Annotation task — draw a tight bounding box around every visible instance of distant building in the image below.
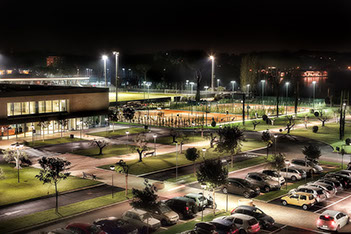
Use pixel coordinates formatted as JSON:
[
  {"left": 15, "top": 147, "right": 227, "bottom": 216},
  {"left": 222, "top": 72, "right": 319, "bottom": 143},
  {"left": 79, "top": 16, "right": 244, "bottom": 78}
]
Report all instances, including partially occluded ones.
[
  {"left": 301, "top": 70, "right": 328, "bottom": 86},
  {"left": 46, "top": 56, "right": 63, "bottom": 67}
]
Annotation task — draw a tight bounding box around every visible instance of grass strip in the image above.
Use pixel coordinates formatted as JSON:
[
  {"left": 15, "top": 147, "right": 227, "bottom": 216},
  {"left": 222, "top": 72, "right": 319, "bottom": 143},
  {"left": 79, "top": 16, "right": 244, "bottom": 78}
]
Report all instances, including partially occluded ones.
[
  {"left": 73, "top": 144, "right": 131, "bottom": 158},
  {"left": 0, "top": 190, "right": 131, "bottom": 233},
  {"left": 87, "top": 127, "right": 146, "bottom": 137},
  {"left": 24, "top": 137, "right": 85, "bottom": 147}
]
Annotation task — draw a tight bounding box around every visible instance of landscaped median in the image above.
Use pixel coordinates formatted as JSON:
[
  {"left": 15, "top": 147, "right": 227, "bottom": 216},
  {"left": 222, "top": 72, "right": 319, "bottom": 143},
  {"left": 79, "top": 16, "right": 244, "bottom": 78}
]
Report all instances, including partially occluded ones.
[
  {"left": 159, "top": 211, "right": 230, "bottom": 234},
  {"left": 0, "top": 163, "right": 101, "bottom": 206},
  {"left": 73, "top": 144, "right": 131, "bottom": 158},
  {"left": 0, "top": 190, "right": 132, "bottom": 234},
  {"left": 24, "top": 137, "right": 85, "bottom": 148},
  {"left": 98, "top": 138, "right": 266, "bottom": 175},
  {"left": 87, "top": 127, "right": 147, "bottom": 138},
  {"left": 255, "top": 160, "right": 346, "bottom": 202}
]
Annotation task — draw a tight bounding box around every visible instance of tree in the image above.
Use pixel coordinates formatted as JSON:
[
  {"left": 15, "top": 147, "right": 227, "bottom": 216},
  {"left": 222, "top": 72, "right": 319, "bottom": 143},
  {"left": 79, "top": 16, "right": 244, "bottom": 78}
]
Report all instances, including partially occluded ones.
[
  {"left": 312, "top": 126, "right": 319, "bottom": 133},
  {"left": 302, "top": 144, "right": 321, "bottom": 162},
  {"left": 178, "top": 132, "right": 189, "bottom": 154},
  {"left": 123, "top": 106, "right": 135, "bottom": 122},
  {"left": 2, "top": 148, "right": 29, "bottom": 169},
  {"left": 252, "top": 120, "right": 260, "bottom": 130},
  {"left": 267, "top": 153, "right": 286, "bottom": 187},
  {"left": 211, "top": 119, "right": 216, "bottom": 128},
  {"left": 315, "top": 111, "right": 329, "bottom": 127},
  {"left": 108, "top": 109, "right": 119, "bottom": 132},
  {"left": 58, "top": 118, "right": 68, "bottom": 138},
  {"left": 115, "top": 159, "right": 130, "bottom": 196},
  {"left": 216, "top": 126, "right": 245, "bottom": 168},
  {"left": 261, "top": 130, "right": 273, "bottom": 159},
  {"left": 206, "top": 132, "right": 217, "bottom": 148},
  {"left": 131, "top": 133, "right": 149, "bottom": 162},
  {"left": 35, "top": 157, "right": 71, "bottom": 213},
  {"left": 285, "top": 116, "right": 295, "bottom": 134},
  {"left": 38, "top": 120, "right": 50, "bottom": 141},
  {"left": 185, "top": 147, "right": 200, "bottom": 176},
  {"left": 196, "top": 158, "right": 228, "bottom": 215},
  {"left": 90, "top": 139, "right": 109, "bottom": 155},
  {"left": 130, "top": 179, "right": 158, "bottom": 211},
  {"left": 170, "top": 128, "right": 178, "bottom": 143}
]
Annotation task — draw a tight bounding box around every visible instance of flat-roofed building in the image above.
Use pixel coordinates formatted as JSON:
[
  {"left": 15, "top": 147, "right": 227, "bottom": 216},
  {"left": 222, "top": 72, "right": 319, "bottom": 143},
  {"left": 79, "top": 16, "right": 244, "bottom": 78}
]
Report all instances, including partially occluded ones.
[{"left": 0, "top": 84, "right": 109, "bottom": 139}]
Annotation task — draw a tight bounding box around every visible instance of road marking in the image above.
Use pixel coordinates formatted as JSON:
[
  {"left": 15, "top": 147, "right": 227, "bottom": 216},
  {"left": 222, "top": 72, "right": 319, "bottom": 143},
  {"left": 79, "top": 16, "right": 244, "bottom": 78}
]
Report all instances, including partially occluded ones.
[
  {"left": 0, "top": 210, "right": 23, "bottom": 217},
  {"left": 167, "top": 185, "right": 186, "bottom": 192},
  {"left": 269, "top": 224, "right": 287, "bottom": 233},
  {"left": 314, "top": 193, "right": 351, "bottom": 213}
]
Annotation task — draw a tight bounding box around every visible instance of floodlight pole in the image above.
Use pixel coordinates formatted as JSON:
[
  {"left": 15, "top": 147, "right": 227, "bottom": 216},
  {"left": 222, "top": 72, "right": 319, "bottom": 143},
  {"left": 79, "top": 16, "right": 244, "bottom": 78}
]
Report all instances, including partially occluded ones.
[{"left": 113, "top": 51, "right": 119, "bottom": 106}]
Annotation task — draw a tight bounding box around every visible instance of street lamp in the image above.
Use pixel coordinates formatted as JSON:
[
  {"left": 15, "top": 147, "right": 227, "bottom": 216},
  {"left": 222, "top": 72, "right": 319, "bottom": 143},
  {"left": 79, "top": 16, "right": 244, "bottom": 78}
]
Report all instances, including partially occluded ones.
[
  {"left": 209, "top": 56, "right": 215, "bottom": 92},
  {"left": 217, "top": 79, "right": 220, "bottom": 91},
  {"left": 126, "top": 131, "right": 130, "bottom": 141},
  {"left": 284, "top": 160, "right": 290, "bottom": 190},
  {"left": 285, "top": 82, "right": 290, "bottom": 115},
  {"left": 113, "top": 51, "right": 119, "bottom": 105},
  {"left": 102, "top": 55, "right": 108, "bottom": 87},
  {"left": 261, "top": 80, "right": 265, "bottom": 107},
  {"left": 202, "top": 148, "right": 207, "bottom": 159},
  {"left": 189, "top": 82, "right": 195, "bottom": 96},
  {"left": 246, "top": 84, "right": 250, "bottom": 97},
  {"left": 175, "top": 141, "right": 179, "bottom": 181},
  {"left": 274, "top": 134, "right": 278, "bottom": 155},
  {"left": 312, "top": 81, "right": 316, "bottom": 108},
  {"left": 105, "top": 117, "right": 109, "bottom": 134},
  {"left": 31, "top": 124, "right": 35, "bottom": 145},
  {"left": 204, "top": 86, "right": 209, "bottom": 92},
  {"left": 153, "top": 134, "right": 157, "bottom": 156},
  {"left": 11, "top": 142, "right": 23, "bottom": 183},
  {"left": 231, "top": 80, "right": 236, "bottom": 92},
  {"left": 110, "top": 165, "right": 115, "bottom": 198}
]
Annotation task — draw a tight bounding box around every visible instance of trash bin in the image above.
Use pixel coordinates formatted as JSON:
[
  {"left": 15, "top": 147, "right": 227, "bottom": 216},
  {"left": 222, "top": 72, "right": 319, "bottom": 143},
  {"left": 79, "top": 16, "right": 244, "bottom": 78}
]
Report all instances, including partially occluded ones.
[
  {"left": 70, "top": 134, "right": 74, "bottom": 138},
  {"left": 144, "top": 125, "right": 148, "bottom": 130}
]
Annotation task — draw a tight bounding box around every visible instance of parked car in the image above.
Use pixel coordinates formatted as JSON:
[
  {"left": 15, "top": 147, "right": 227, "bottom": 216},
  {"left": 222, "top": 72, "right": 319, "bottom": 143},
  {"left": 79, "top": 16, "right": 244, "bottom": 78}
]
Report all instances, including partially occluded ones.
[
  {"left": 335, "top": 170, "right": 351, "bottom": 177},
  {"left": 164, "top": 196, "right": 198, "bottom": 219},
  {"left": 231, "top": 205, "right": 275, "bottom": 229},
  {"left": 325, "top": 173, "right": 351, "bottom": 188},
  {"left": 294, "top": 167, "right": 307, "bottom": 178},
  {"left": 280, "top": 167, "right": 303, "bottom": 181},
  {"left": 65, "top": 223, "right": 106, "bottom": 234},
  {"left": 93, "top": 217, "right": 138, "bottom": 234},
  {"left": 184, "top": 193, "right": 217, "bottom": 210},
  {"left": 47, "top": 229, "right": 75, "bottom": 234},
  {"left": 261, "top": 170, "right": 285, "bottom": 185},
  {"left": 121, "top": 209, "right": 161, "bottom": 232},
  {"left": 210, "top": 219, "right": 240, "bottom": 234},
  {"left": 290, "top": 185, "right": 327, "bottom": 203},
  {"left": 194, "top": 222, "right": 218, "bottom": 234},
  {"left": 245, "top": 172, "right": 281, "bottom": 192},
  {"left": 144, "top": 203, "right": 179, "bottom": 226},
  {"left": 221, "top": 178, "right": 260, "bottom": 198},
  {"left": 281, "top": 192, "right": 316, "bottom": 210},
  {"left": 317, "top": 210, "right": 349, "bottom": 232},
  {"left": 308, "top": 182, "right": 336, "bottom": 198},
  {"left": 216, "top": 214, "right": 260, "bottom": 233},
  {"left": 317, "top": 178, "right": 343, "bottom": 193},
  {"left": 290, "top": 159, "right": 323, "bottom": 174}
]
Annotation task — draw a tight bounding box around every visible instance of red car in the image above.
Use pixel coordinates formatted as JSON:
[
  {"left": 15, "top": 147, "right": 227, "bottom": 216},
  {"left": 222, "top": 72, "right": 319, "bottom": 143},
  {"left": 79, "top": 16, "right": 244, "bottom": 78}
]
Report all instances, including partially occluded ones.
[{"left": 65, "top": 223, "right": 106, "bottom": 234}]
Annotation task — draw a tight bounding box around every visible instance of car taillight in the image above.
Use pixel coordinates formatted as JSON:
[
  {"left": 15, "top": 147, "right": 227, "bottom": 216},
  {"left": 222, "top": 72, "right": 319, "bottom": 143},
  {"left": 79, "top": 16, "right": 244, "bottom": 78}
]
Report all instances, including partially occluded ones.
[
  {"left": 185, "top": 206, "right": 189, "bottom": 211},
  {"left": 231, "top": 208, "right": 236, "bottom": 214},
  {"left": 317, "top": 219, "right": 322, "bottom": 225},
  {"left": 230, "top": 230, "right": 238, "bottom": 234},
  {"left": 299, "top": 173, "right": 302, "bottom": 176}
]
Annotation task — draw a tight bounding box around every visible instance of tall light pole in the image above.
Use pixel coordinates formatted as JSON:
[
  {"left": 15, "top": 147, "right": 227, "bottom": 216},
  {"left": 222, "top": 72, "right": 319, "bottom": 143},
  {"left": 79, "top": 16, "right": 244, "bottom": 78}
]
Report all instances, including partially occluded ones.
[
  {"left": 11, "top": 142, "right": 23, "bottom": 183},
  {"left": 204, "top": 86, "right": 209, "bottom": 92},
  {"left": 175, "top": 141, "right": 178, "bottom": 181},
  {"left": 153, "top": 134, "right": 157, "bottom": 156},
  {"left": 231, "top": 81, "right": 236, "bottom": 92},
  {"left": 217, "top": 79, "right": 220, "bottom": 90},
  {"left": 261, "top": 80, "right": 265, "bottom": 108},
  {"left": 102, "top": 55, "right": 108, "bottom": 87},
  {"left": 274, "top": 134, "right": 278, "bottom": 155},
  {"left": 285, "top": 82, "right": 290, "bottom": 115},
  {"left": 126, "top": 131, "right": 129, "bottom": 141},
  {"left": 209, "top": 56, "right": 215, "bottom": 92},
  {"left": 113, "top": 51, "right": 119, "bottom": 105},
  {"left": 202, "top": 148, "right": 206, "bottom": 159},
  {"left": 110, "top": 165, "right": 115, "bottom": 198},
  {"left": 312, "top": 81, "right": 316, "bottom": 109},
  {"left": 246, "top": 84, "right": 250, "bottom": 97}
]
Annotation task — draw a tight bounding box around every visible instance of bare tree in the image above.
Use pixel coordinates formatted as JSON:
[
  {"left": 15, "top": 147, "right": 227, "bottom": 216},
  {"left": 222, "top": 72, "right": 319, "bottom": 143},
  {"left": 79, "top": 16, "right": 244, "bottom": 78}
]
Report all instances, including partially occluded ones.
[{"left": 90, "top": 139, "right": 109, "bottom": 155}]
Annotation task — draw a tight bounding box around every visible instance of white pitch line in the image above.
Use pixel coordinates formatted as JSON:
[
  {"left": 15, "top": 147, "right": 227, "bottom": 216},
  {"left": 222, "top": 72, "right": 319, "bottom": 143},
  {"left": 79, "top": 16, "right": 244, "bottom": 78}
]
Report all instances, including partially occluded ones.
[{"left": 314, "top": 193, "right": 351, "bottom": 213}]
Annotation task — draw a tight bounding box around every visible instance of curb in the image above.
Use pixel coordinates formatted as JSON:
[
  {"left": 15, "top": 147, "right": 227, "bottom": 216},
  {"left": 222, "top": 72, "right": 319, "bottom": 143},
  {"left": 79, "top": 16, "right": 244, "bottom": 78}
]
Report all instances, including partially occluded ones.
[
  {"left": 0, "top": 182, "right": 104, "bottom": 209},
  {"left": 10, "top": 199, "right": 131, "bottom": 234}
]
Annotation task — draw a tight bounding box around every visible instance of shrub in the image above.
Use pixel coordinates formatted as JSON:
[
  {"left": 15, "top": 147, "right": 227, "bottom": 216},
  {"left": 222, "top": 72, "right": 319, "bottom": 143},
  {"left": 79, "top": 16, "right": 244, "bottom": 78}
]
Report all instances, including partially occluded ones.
[
  {"left": 312, "top": 126, "right": 319, "bottom": 133},
  {"left": 346, "top": 138, "right": 351, "bottom": 145}
]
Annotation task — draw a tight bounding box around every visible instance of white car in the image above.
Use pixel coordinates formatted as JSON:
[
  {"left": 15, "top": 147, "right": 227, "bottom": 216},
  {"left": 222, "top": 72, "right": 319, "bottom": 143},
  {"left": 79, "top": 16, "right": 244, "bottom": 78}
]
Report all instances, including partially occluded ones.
[
  {"left": 317, "top": 210, "right": 349, "bottom": 232},
  {"left": 122, "top": 209, "right": 161, "bottom": 232},
  {"left": 280, "top": 167, "right": 303, "bottom": 181},
  {"left": 290, "top": 159, "right": 323, "bottom": 173},
  {"left": 214, "top": 213, "right": 260, "bottom": 233},
  {"left": 308, "top": 182, "right": 336, "bottom": 198},
  {"left": 290, "top": 185, "right": 327, "bottom": 203},
  {"left": 262, "top": 170, "right": 285, "bottom": 185}
]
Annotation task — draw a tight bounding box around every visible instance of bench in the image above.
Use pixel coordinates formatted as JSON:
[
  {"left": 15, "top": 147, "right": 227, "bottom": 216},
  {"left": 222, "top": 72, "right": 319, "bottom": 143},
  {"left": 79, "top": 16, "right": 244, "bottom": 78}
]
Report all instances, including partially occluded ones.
[
  {"left": 143, "top": 151, "right": 155, "bottom": 158},
  {"left": 82, "top": 172, "right": 97, "bottom": 180}
]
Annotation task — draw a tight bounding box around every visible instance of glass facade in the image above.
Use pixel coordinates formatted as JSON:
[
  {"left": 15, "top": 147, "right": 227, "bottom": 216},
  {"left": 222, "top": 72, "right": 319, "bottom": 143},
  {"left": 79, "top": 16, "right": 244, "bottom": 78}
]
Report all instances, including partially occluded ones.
[{"left": 7, "top": 99, "right": 68, "bottom": 116}]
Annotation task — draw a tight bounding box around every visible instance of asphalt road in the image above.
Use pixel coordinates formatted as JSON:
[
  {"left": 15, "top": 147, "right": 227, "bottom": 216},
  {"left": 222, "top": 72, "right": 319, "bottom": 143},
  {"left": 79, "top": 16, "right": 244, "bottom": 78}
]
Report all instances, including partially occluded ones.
[{"left": 0, "top": 184, "right": 121, "bottom": 221}]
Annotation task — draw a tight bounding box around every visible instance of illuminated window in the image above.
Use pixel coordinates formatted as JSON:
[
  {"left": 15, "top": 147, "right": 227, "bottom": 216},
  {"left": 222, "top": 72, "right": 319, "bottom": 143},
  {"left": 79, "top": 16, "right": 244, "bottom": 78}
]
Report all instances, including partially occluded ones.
[
  {"left": 38, "top": 101, "right": 45, "bottom": 113},
  {"left": 13, "top": 103, "right": 21, "bottom": 115},
  {"left": 7, "top": 103, "right": 13, "bottom": 116},
  {"left": 29, "top": 101, "right": 36, "bottom": 114},
  {"left": 22, "top": 102, "right": 30, "bottom": 115},
  {"left": 45, "top": 100, "right": 52, "bottom": 113},
  {"left": 53, "top": 100, "right": 60, "bottom": 112},
  {"left": 60, "top": 100, "right": 67, "bottom": 111}
]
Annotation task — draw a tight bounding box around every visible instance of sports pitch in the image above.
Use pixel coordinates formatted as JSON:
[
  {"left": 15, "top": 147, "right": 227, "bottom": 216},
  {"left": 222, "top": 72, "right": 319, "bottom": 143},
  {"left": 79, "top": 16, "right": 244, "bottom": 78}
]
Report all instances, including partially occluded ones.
[{"left": 109, "top": 92, "right": 183, "bottom": 102}]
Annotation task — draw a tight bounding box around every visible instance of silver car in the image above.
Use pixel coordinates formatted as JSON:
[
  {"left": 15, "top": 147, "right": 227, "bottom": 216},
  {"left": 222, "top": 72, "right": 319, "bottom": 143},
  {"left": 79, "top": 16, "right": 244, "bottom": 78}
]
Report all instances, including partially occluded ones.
[
  {"left": 262, "top": 170, "right": 285, "bottom": 185},
  {"left": 122, "top": 209, "right": 161, "bottom": 231},
  {"left": 280, "top": 167, "right": 303, "bottom": 181},
  {"left": 290, "top": 185, "right": 327, "bottom": 203},
  {"left": 308, "top": 182, "right": 336, "bottom": 198},
  {"left": 290, "top": 159, "right": 323, "bottom": 174}
]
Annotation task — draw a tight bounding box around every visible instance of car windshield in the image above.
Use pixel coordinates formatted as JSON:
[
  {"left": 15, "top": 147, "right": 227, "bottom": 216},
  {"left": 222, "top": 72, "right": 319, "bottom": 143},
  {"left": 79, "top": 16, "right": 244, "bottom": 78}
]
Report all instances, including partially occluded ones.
[
  {"left": 238, "top": 179, "right": 251, "bottom": 187},
  {"left": 316, "top": 190, "right": 324, "bottom": 195},
  {"left": 320, "top": 215, "right": 334, "bottom": 221},
  {"left": 159, "top": 205, "right": 171, "bottom": 213},
  {"left": 260, "top": 174, "right": 269, "bottom": 180},
  {"left": 248, "top": 218, "right": 258, "bottom": 225},
  {"left": 142, "top": 213, "right": 152, "bottom": 220}
]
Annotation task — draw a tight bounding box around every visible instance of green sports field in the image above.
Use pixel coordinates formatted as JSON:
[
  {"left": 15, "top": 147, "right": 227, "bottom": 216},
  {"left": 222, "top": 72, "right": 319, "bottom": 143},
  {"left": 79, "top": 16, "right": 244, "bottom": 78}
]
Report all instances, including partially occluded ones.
[{"left": 109, "top": 92, "right": 183, "bottom": 102}]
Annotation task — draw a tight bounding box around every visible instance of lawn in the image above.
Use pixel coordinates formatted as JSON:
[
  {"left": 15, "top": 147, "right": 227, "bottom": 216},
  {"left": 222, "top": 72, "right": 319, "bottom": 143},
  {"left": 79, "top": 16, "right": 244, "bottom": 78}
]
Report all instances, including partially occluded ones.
[
  {"left": 87, "top": 127, "right": 147, "bottom": 138},
  {"left": 159, "top": 211, "right": 230, "bottom": 234},
  {"left": 24, "top": 137, "right": 85, "bottom": 147},
  {"left": 0, "top": 190, "right": 131, "bottom": 234},
  {"left": 150, "top": 135, "right": 206, "bottom": 145},
  {"left": 99, "top": 138, "right": 266, "bottom": 175},
  {"left": 73, "top": 144, "right": 131, "bottom": 158},
  {"left": 109, "top": 92, "right": 182, "bottom": 102},
  {"left": 0, "top": 164, "right": 101, "bottom": 206},
  {"left": 290, "top": 123, "right": 351, "bottom": 153}
]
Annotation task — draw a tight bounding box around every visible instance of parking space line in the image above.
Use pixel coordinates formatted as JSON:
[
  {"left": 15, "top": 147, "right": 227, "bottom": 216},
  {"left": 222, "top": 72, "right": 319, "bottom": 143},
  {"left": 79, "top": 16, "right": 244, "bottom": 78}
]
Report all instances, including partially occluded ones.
[
  {"left": 314, "top": 194, "right": 351, "bottom": 213},
  {"left": 269, "top": 224, "right": 287, "bottom": 234}
]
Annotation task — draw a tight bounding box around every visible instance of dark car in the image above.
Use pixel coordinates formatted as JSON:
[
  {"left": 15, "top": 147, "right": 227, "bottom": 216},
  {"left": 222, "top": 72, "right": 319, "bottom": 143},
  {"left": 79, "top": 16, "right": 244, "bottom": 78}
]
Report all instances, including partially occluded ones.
[
  {"left": 164, "top": 197, "right": 198, "bottom": 219},
  {"left": 65, "top": 223, "right": 106, "bottom": 234},
  {"left": 93, "top": 217, "right": 138, "bottom": 234},
  {"left": 318, "top": 178, "right": 343, "bottom": 192},
  {"left": 245, "top": 172, "right": 281, "bottom": 192},
  {"left": 231, "top": 205, "right": 275, "bottom": 229},
  {"left": 325, "top": 173, "right": 351, "bottom": 188},
  {"left": 210, "top": 219, "right": 240, "bottom": 234},
  {"left": 194, "top": 222, "right": 218, "bottom": 234},
  {"left": 221, "top": 178, "right": 260, "bottom": 198}
]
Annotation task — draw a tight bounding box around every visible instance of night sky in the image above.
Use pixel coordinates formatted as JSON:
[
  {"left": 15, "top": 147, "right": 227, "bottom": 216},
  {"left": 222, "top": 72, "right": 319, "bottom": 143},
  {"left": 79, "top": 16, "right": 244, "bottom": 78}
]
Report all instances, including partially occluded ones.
[{"left": 1, "top": 1, "right": 350, "bottom": 55}]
